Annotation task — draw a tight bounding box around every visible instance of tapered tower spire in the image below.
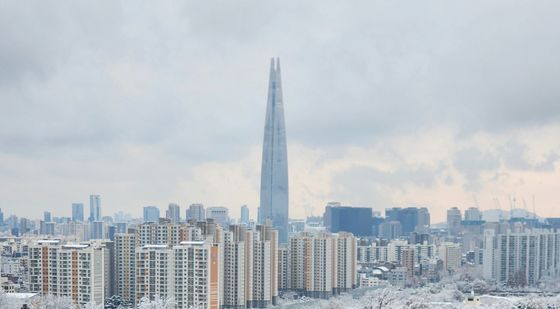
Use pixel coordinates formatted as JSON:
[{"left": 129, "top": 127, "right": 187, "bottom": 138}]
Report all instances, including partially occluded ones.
[{"left": 258, "top": 57, "right": 289, "bottom": 243}]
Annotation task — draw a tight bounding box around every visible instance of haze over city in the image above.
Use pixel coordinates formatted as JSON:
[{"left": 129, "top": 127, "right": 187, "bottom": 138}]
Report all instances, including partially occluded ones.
[{"left": 2, "top": 1, "right": 560, "bottom": 223}]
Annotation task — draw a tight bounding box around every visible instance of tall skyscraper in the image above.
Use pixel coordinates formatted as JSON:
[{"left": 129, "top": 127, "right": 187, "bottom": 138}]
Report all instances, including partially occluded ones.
[
  {"left": 166, "top": 203, "right": 181, "bottom": 223},
  {"left": 72, "top": 203, "right": 84, "bottom": 222},
  {"left": 43, "top": 211, "right": 51, "bottom": 222},
  {"left": 143, "top": 206, "right": 160, "bottom": 223},
  {"left": 89, "top": 194, "right": 101, "bottom": 222},
  {"left": 258, "top": 58, "right": 289, "bottom": 243},
  {"left": 447, "top": 207, "right": 462, "bottom": 236},
  {"left": 186, "top": 203, "right": 206, "bottom": 221},
  {"left": 240, "top": 205, "right": 250, "bottom": 224}
]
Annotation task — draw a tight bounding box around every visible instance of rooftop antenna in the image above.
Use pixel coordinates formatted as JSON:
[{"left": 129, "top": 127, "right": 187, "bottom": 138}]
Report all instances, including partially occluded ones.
[
  {"left": 522, "top": 198, "right": 529, "bottom": 218},
  {"left": 493, "top": 197, "right": 501, "bottom": 210},
  {"left": 532, "top": 195, "right": 537, "bottom": 220},
  {"left": 472, "top": 195, "right": 480, "bottom": 208},
  {"left": 494, "top": 197, "right": 503, "bottom": 220}
]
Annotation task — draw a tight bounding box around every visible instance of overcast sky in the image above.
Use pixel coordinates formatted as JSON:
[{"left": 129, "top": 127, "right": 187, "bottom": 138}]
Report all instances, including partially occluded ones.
[{"left": 1, "top": 1, "right": 559, "bottom": 222}]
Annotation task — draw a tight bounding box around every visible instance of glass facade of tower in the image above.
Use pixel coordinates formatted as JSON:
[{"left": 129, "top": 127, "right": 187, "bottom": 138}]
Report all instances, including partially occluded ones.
[{"left": 258, "top": 58, "right": 289, "bottom": 243}]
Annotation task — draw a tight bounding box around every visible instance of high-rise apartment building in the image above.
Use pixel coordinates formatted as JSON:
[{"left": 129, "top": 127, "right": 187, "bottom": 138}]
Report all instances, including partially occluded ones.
[
  {"left": 115, "top": 233, "right": 136, "bottom": 305},
  {"left": 258, "top": 58, "right": 289, "bottom": 244},
  {"left": 438, "top": 242, "right": 462, "bottom": 271},
  {"left": 288, "top": 231, "right": 357, "bottom": 299},
  {"left": 136, "top": 221, "right": 184, "bottom": 246},
  {"left": 245, "top": 222, "right": 279, "bottom": 307},
  {"left": 483, "top": 230, "right": 560, "bottom": 286},
  {"left": 277, "top": 245, "right": 290, "bottom": 291},
  {"left": 72, "top": 203, "right": 84, "bottom": 222},
  {"left": 222, "top": 225, "right": 246, "bottom": 308},
  {"left": 135, "top": 240, "right": 220, "bottom": 309},
  {"left": 135, "top": 244, "right": 172, "bottom": 303},
  {"left": 89, "top": 194, "right": 101, "bottom": 222},
  {"left": 401, "top": 248, "right": 415, "bottom": 278},
  {"left": 28, "top": 240, "right": 108, "bottom": 305}
]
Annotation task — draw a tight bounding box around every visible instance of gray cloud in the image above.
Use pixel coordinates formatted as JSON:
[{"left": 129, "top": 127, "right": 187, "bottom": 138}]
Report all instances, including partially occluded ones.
[
  {"left": 453, "top": 148, "right": 500, "bottom": 191},
  {"left": 1, "top": 1, "right": 560, "bottom": 217}
]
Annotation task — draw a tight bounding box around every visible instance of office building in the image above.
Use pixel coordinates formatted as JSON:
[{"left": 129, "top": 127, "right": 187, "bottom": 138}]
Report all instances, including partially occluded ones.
[
  {"left": 240, "top": 205, "right": 250, "bottom": 224},
  {"left": 323, "top": 203, "right": 373, "bottom": 237},
  {"left": 143, "top": 206, "right": 160, "bottom": 223},
  {"left": 385, "top": 207, "right": 430, "bottom": 234},
  {"left": 43, "top": 211, "right": 51, "bottom": 222},
  {"left": 72, "top": 203, "right": 84, "bottom": 222},
  {"left": 166, "top": 203, "right": 181, "bottom": 223},
  {"left": 464, "top": 207, "right": 482, "bottom": 221},
  {"left": 89, "top": 194, "right": 101, "bottom": 222},
  {"left": 206, "top": 207, "right": 230, "bottom": 227},
  {"left": 187, "top": 203, "right": 206, "bottom": 221},
  {"left": 447, "top": 207, "right": 462, "bottom": 236},
  {"left": 258, "top": 58, "right": 289, "bottom": 244},
  {"left": 91, "top": 221, "right": 105, "bottom": 239}
]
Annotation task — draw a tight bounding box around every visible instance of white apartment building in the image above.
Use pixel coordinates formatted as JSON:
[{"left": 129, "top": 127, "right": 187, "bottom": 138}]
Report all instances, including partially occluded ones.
[
  {"left": 288, "top": 231, "right": 357, "bottom": 299},
  {"left": 277, "top": 245, "right": 290, "bottom": 290},
  {"left": 136, "top": 222, "right": 183, "bottom": 246},
  {"left": 28, "top": 240, "right": 107, "bottom": 306},
  {"left": 222, "top": 227, "right": 246, "bottom": 308},
  {"left": 245, "top": 223, "right": 278, "bottom": 307},
  {"left": 134, "top": 240, "right": 221, "bottom": 309},
  {"left": 438, "top": 242, "right": 462, "bottom": 271},
  {"left": 135, "top": 244, "right": 172, "bottom": 303},
  {"left": 115, "top": 233, "right": 136, "bottom": 304},
  {"left": 483, "top": 229, "right": 560, "bottom": 286}
]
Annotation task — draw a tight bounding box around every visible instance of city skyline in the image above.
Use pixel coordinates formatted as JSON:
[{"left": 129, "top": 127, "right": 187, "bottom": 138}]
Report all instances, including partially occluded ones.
[{"left": 1, "top": 2, "right": 560, "bottom": 223}]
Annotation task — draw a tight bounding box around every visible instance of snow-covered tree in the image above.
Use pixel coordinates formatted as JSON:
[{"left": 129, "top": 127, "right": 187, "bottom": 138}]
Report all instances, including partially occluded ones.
[
  {"left": 137, "top": 296, "right": 175, "bottom": 309},
  {"left": 30, "top": 294, "right": 77, "bottom": 309},
  {"left": 361, "top": 288, "right": 399, "bottom": 309},
  {"left": 105, "top": 295, "right": 133, "bottom": 309},
  {"left": 82, "top": 300, "right": 103, "bottom": 309}
]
